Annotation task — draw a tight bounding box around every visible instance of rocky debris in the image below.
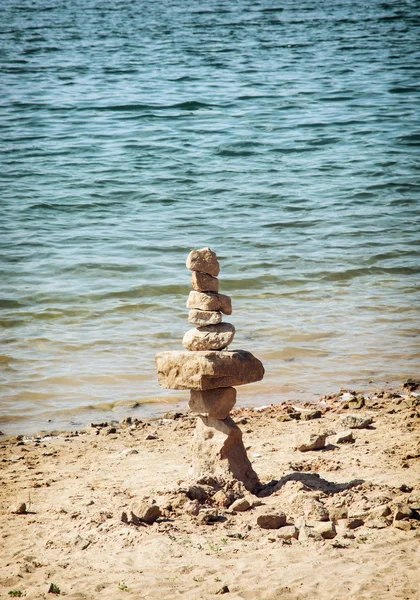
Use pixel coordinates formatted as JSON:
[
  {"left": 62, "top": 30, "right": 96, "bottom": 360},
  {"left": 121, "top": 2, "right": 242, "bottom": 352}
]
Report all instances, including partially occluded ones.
[
  {"left": 393, "top": 520, "right": 412, "bottom": 531},
  {"left": 340, "top": 414, "right": 373, "bottom": 429},
  {"left": 188, "top": 309, "right": 223, "bottom": 326},
  {"left": 8, "top": 502, "right": 27, "bottom": 514},
  {"left": 369, "top": 504, "right": 391, "bottom": 519},
  {"left": 295, "top": 433, "right": 326, "bottom": 452},
  {"left": 198, "top": 508, "right": 219, "bottom": 524},
  {"left": 187, "top": 291, "right": 232, "bottom": 315},
  {"left": 257, "top": 513, "right": 287, "bottom": 529},
  {"left": 191, "top": 271, "right": 219, "bottom": 293},
  {"left": 230, "top": 497, "right": 252, "bottom": 512},
  {"left": 129, "top": 500, "right": 161, "bottom": 525},
  {"left": 192, "top": 416, "right": 259, "bottom": 492},
  {"left": 329, "top": 506, "right": 348, "bottom": 521},
  {"left": 156, "top": 350, "right": 264, "bottom": 390},
  {"left": 215, "top": 585, "right": 230, "bottom": 595},
  {"left": 186, "top": 247, "right": 220, "bottom": 277},
  {"left": 300, "top": 410, "right": 322, "bottom": 421},
  {"left": 189, "top": 387, "right": 237, "bottom": 420},
  {"left": 115, "top": 448, "right": 139, "bottom": 457},
  {"left": 277, "top": 525, "right": 299, "bottom": 540},
  {"left": 346, "top": 518, "right": 365, "bottom": 529},
  {"left": 313, "top": 521, "right": 337, "bottom": 539},
  {"left": 393, "top": 503, "right": 413, "bottom": 521},
  {"left": 182, "top": 323, "right": 235, "bottom": 351},
  {"left": 333, "top": 430, "right": 355, "bottom": 444},
  {"left": 348, "top": 395, "right": 365, "bottom": 409},
  {"left": 304, "top": 499, "right": 329, "bottom": 522},
  {"left": 298, "top": 525, "right": 323, "bottom": 543}
]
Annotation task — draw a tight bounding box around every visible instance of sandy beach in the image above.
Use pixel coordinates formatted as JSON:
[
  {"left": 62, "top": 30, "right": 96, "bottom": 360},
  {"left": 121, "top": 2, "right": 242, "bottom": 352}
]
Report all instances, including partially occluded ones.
[{"left": 1, "top": 382, "right": 419, "bottom": 600}]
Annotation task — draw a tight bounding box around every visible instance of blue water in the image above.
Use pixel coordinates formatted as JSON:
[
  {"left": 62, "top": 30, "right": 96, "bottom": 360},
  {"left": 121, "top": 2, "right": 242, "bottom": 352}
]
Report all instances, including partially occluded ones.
[{"left": 1, "top": 0, "right": 420, "bottom": 434}]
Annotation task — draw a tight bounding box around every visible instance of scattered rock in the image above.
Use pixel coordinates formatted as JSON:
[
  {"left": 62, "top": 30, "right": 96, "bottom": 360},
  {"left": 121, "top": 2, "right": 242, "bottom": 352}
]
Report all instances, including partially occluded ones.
[
  {"left": 129, "top": 500, "right": 161, "bottom": 525},
  {"left": 145, "top": 433, "right": 158, "bottom": 440},
  {"left": 365, "top": 518, "right": 388, "bottom": 529},
  {"left": 277, "top": 414, "right": 292, "bottom": 422},
  {"left": 185, "top": 500, "right": 200, "bottom": 516},
  {"left": 329, "top": 506, "right": 348, "bottom": 521},
  {"left": 257, "top": 513, "right": 287, "bottom": 529},
  {"left": 348, "top": 395, "right": 365, "bottom": 409},
  {"left": 298, "top": 525, "right": 323, "bottom": 543},
  {"left": 295, "top": 434, "right": 326, "bottom": 452},
  {"left": 314, "top": 521, "right": 337, "bottom": 539},
  {"left": 369, "top": 504, "right": 391, "bottom": 519},
  {"left": 340, "top": 415, "right": 373, "bottom": 429},
  {"left": 277, "top": 525, "right": 299, "bottom": 540},
  {"left": 215, "top": 585, "right": 230, "bottom": 595},
  {"left": 333, "top": 430, "right": 355, "bottom": 444},
  {"left": 346, "top": 518, "right": 365, "bottom": 530},
  {"left": 300, "top": 410, "right": 322, "bottom": 421},
  {"left": 393, "top": 520, "right": 412, "bottom": 531},
  {"left": 304, "top": 500, "right": 329, "bottom": 522},
  {"left": 115, "top": 448, "right": 139, "bottom": 457},
  {"left": 394, "top": 503, "right": 413, "bottom": 521},
  {"left": 213, "top": 490, "right": 231, "bottom": 507},
  {"left": 198, "top": 508, "right": 219, "bottom": 524},
  {"left": 230, "top": 497, "right": 251, "bottom": 512},
  {"left": 8, "top": 502, "right": 27, "bottom": 514}
]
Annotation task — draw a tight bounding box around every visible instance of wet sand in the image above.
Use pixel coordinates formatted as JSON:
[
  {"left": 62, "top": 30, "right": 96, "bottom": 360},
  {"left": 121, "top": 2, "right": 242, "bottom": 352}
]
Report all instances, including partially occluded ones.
[{"left": 1, "top": 382, "right": 420, "bottom": 600}]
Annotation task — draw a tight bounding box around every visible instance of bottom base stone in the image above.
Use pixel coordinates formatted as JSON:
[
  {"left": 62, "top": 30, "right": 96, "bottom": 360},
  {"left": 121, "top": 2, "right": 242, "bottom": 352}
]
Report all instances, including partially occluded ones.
[{"left": 191, "top": 415, "right": 259, "bottom": 492}]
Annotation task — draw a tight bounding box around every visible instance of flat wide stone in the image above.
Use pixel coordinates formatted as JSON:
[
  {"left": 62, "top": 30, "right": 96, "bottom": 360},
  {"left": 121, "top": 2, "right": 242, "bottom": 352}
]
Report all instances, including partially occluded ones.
[
  {"left": 189, "top": 387, "right": 237, "bottom": 419},
  {"left": 186, "top": 290, "right": 232, "bottom": 315},
  {"left": 182, "top": 323, "right": 235, "bottom": 351},
  {"left": 186, "top": 248, "right": 220, "bottom": 277},
  {"left": 191, "top": 416, "right": 259, "bottom": 492},
  {"left": 188, "top": 309, "right": 222, "bottom": 326},
  {"left": 155, "top": 350, "right": 265, "bottom": 390},
  {"left": 191, "top": 271, "right": 219, "bottom": 293}
]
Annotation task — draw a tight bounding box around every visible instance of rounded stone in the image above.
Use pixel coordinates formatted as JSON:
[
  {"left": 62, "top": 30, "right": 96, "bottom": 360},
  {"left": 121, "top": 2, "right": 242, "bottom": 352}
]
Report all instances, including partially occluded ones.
[{"left": 182, "top": 323, "right": 235, "bottom": 351}]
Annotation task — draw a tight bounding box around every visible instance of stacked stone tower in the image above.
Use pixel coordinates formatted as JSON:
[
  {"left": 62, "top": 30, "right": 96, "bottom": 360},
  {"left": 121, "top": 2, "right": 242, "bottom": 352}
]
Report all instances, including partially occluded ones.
[{"left": 155, "top": 248, "right": 264, "bottom": 491}]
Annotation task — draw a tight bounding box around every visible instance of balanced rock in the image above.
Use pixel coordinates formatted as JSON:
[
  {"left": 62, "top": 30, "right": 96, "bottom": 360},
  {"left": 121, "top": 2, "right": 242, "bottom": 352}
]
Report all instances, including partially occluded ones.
[
  {"left": 156, "top": 350, "right": 265, "bottom": 390},
  {"left": 191, "top": 416, "right": 259, "bottom": 492},
  {"left": 191, "top": 271, "right": 219, "bottom": 293},
  {"left": 189, "top": 387, "right": 237, "bottom": 420},
  {"left": 183, "top": 323, "right": 235, "bottom": 351},
  {"left": 187, "top": 291, "right": 232, "bottom": 315},
  {"left": 186, "top": 248, "right": 220, "bottom": 277},
  {"left": 188, "top": 309, "right": 222, "bottom": 326}
]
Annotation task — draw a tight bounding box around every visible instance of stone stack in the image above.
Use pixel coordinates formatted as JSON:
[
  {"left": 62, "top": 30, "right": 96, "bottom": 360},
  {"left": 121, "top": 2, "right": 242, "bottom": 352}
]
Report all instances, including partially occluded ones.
[{"left": 155, "top": 248, "right": 264, "bottom": 492}]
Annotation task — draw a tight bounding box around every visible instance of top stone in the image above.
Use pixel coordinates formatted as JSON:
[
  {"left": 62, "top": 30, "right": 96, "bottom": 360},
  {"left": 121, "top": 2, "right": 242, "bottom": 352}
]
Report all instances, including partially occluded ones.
[{"left": 186, "top": 248, "right": 220, "bottom": 277}]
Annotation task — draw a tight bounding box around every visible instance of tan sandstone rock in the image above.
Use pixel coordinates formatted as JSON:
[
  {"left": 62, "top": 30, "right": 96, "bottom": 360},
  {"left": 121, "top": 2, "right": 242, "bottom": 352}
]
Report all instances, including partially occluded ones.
[
  {"left": 191, "top": 416, "right": 259, "bottom": 492},
  {"left": 187, "top": 290, "right": 232, "bottom": 315},
  {"left": 188, "top": 309, "right": 223, "bottom": 326},
  {"left": 191, "top": 271, "right": 219, "bottom": 293},
  {"left": 182, "top": 323, "right": 235, "bottom": 351},
  {"left": 186, "top": 248, "right": 220, "bottom": 277},
  {"left": 189, "top": 387, "right": 237, "bottom": 420},
  {"left": 155, "top": 350, "right": 265, "bottom": 390}
]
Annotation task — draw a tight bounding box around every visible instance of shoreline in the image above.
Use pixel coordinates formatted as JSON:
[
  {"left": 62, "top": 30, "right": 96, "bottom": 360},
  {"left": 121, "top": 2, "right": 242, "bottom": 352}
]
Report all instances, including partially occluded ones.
[
  {"left": 0, "top": 376, "right": 413, "bottom": 438},
  {"left": 1, "top": 381, "right": 419, "bottom": 599}
]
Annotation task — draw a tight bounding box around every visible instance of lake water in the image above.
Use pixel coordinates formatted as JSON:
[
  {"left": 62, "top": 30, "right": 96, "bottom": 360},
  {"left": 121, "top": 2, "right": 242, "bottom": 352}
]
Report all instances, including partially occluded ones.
[{"left": 1, "top": 0, "right": 420, "bottom": 435}]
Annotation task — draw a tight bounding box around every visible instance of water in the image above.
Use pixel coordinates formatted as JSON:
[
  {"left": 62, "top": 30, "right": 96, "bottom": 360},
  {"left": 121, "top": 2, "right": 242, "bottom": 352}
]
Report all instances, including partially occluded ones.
[{"left": 1, "top": 0, "right": 420, "bottom": 435}]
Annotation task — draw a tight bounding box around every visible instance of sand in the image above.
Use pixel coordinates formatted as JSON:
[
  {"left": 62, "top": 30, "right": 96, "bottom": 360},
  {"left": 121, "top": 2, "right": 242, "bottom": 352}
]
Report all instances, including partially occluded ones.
[{"left": 1, "top": 384, "right": 420, "bottom": 600}]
